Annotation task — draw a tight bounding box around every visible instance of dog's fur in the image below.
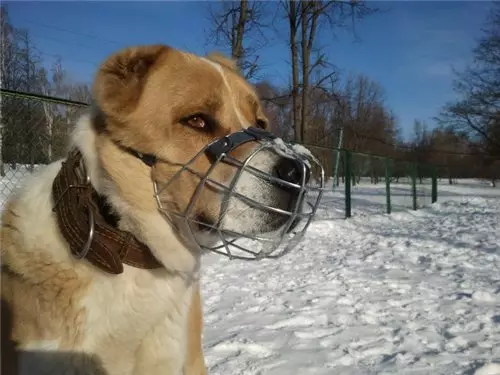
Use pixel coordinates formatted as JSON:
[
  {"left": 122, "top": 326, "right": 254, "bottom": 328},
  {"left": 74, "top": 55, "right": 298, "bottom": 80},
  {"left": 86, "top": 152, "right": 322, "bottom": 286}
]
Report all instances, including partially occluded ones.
[{"left": 0, "top": 45, "right": 297, "bottom": 375}]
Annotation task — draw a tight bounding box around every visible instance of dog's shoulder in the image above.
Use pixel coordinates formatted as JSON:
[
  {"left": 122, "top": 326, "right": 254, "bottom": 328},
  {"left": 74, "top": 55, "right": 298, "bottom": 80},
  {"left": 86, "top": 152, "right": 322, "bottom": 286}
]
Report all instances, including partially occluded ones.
[
  {"left": 0, "top": 160, "right": 86, "bottom": 262},
  {"left": 1, "top": 159, "right": 94, "bottom": 353},
  {"left": 1, "top": 160, "right": 71, "bottom": 267}
]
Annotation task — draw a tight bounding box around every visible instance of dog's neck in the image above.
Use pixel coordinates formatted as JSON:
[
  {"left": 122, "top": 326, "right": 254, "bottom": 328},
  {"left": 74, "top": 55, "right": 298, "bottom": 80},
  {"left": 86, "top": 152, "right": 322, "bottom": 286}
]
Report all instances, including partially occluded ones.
[
  {"left": 52, "top": 149, "right": 164, "bottom": 273},
  {"left": 64, "top": 113, "right": 200, "bottom": 279}
]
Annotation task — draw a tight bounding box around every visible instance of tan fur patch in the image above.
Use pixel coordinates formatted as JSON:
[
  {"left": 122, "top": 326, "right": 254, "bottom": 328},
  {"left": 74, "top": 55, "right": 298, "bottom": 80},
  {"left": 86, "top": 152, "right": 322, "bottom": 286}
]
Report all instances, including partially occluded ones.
[
  {"left": 93, "top": 44, "right": 170, "bottom": 120},
  {"left": 1, "top": 201, "right": 91, "bottom": 349},
  {"left": 184, "top": 282, "right": 207, "bottom": 375},
  {"left": 206, "top": 52, "right": 240, "bottom": 73}
]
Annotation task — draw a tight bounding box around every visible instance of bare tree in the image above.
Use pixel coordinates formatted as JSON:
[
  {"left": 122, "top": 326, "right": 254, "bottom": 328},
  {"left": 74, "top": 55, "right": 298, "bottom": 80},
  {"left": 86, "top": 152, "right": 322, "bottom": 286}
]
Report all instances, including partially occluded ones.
[
  {"left": 425, "top": 127, "right": 469, "bottom": 185},
  {"left": 0, "top": 5, "right": 22, "bottom": 91},
  {"left": 339, "top": 74, "right": 393, "bottom": 152},
  {"left": 38, "top": 58, "right": 68, "bottom": 162},
  {"left": 283, "top": 0, "right": 301, "bottom": 141},
  {"left": 300, "top": 1, "right": 318, "bottom": 143},
  {"left": 206, "top": 0, "right": 269, "bottom": 80},
  {"left": 0, "top": 5, "right": 15, "bottom": 176},
  {"left": 281, "top": 0, "right": 376, "bottom": 143},
  {"left": 13, "top": 28, "right": 41, "bottom": 170},
  {"left": 1, "top": 5, "right": 91, "bottom": 171},
  {"left": 438, "top": 2, "right": 500, "bottom": 158},
  {"left": 66, "top": 82, "right": 91, "bottom": 138}
]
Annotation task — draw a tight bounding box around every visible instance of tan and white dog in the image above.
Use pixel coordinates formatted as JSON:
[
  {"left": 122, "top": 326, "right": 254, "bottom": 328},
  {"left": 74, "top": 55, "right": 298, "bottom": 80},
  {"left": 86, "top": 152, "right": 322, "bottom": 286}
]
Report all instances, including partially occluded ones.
[{"left": 1, "top": 44, "right": 311, "bottom": 375}]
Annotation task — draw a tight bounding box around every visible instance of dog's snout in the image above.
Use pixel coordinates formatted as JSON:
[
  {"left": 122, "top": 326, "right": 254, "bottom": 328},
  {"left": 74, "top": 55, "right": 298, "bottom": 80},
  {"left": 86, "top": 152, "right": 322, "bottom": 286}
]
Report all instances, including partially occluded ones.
[{"left": 275, "top": 158, "right": 310, "bottom": 185}]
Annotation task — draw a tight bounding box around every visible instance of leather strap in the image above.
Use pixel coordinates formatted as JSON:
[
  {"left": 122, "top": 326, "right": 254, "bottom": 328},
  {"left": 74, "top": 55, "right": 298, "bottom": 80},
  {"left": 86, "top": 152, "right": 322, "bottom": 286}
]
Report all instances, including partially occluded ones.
[{"left": 52, "top": 149, "right": 162, "bottom": 274}]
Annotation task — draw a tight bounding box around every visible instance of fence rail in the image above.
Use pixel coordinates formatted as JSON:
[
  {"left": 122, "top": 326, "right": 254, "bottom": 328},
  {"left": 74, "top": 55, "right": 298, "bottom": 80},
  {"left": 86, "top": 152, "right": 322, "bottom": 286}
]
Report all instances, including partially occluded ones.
[{"left": 0, "top": 89, "right": 439, "bottom": 217}]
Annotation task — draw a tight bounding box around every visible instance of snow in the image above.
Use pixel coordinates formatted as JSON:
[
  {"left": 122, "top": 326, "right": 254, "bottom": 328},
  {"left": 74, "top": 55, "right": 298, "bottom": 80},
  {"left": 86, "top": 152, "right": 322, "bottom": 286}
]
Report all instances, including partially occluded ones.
[
  {"left": 272, "top": 138, "right": 317, "bottom": 168},
  {"left": 1, "top": 166, "right": 499, "bottom": 374},
  {"left": 199, "top": 180, "right": 500, "bottom": 375},
  {"left": 475, "top": 363, "right": 500, "bottom": 375}
]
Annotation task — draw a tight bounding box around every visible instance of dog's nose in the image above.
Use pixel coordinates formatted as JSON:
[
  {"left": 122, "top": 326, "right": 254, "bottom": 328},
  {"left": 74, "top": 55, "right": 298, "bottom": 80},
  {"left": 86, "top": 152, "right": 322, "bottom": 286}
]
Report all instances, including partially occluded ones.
[{"left": 275, "top": 158, "right": 310, "bottom": 185}]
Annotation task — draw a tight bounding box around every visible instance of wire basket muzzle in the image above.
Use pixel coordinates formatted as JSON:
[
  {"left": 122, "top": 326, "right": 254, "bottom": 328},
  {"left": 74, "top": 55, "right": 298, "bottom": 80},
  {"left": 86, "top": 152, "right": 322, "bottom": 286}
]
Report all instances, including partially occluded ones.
[{"left": 153, "top": 130, "right": 325, "bottom": 260}]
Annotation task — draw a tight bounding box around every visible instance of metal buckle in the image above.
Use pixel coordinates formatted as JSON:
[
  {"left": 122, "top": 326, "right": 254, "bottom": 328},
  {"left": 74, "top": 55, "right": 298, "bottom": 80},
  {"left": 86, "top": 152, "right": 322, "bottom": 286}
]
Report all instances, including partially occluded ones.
[{"left": 74, "top": 174, "right": 95, "bottom": 259}]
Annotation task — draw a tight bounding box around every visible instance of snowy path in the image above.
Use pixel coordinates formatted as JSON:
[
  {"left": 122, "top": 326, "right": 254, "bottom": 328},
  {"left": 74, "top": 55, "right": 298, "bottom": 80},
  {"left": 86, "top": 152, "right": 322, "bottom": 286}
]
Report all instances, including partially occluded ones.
[{"left": 200, "top": 185, "right": 500, "bottom": 374}]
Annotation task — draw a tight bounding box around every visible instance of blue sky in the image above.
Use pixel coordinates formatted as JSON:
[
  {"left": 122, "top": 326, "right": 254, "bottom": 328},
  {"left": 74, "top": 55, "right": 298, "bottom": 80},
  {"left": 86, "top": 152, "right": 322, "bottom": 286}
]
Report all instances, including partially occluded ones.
[{"left": 5, "top": 0, "right": 494, "bottom": 139}]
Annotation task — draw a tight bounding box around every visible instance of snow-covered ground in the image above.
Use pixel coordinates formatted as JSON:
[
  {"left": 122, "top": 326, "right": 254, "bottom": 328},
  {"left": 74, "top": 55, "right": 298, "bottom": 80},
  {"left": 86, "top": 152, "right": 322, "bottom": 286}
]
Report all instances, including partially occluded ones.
[
  {"left": 199, "top": 180, "right": 500, "bottom": 375},
  {"left": 1, "top": 166, "right": 499, "bottom": 374}
]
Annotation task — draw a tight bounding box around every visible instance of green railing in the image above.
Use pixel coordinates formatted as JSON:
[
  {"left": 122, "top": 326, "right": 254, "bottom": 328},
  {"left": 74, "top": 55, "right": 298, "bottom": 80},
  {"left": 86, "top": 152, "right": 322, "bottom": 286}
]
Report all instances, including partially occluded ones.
[
  {"left": 303, "top": 145, "right": 438, "bottom": 219},
  {"left": 344, "top": 150, "right": 437, "bottom": 218}
]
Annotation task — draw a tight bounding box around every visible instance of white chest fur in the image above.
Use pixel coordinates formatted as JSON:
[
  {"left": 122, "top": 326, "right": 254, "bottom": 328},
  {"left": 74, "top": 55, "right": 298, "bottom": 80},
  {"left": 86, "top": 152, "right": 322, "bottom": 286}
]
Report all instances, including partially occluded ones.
[{"left": 79, "top": 269, "right": 193, "bottom": 374}]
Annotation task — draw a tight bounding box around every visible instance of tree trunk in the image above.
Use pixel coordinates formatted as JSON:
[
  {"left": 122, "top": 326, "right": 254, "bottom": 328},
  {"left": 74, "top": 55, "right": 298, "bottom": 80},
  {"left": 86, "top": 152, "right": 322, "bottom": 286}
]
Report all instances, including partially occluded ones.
[
  {"left": 42, "top": 101, "right": 54, "bottom": 163},
  {"left": 300, "top": 2, "right": 309, "bottom": 144},
  {"left": 289, "top": 0, "right": 301, "bottom": 142},
  {"left": 300, "top": 1, "right": 319, "bottom": 144},
  {"left": 232, "top": 0, "right": 248, "bottom": 63}
]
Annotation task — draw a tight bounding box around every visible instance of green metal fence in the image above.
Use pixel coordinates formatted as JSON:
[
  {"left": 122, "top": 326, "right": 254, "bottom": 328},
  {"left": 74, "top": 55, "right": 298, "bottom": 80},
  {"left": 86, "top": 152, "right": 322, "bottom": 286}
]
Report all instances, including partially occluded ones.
[
  {"left": 0, "top": 89, "right": 438, "bottom": 219},
  {"left": 302, "top": 146, "right": 438, "bottom": 219}
]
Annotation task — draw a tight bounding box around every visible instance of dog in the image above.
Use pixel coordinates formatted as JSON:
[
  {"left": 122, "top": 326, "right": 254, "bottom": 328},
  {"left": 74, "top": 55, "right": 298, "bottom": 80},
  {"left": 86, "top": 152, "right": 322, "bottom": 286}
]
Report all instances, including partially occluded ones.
[{"left": 1, "top": 44, "right": 317, "bottom": 375}]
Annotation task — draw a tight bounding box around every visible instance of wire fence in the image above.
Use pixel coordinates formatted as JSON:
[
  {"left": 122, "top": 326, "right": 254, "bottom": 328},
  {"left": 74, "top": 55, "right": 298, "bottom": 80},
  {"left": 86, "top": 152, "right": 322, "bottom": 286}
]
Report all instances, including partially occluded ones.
[
  {"left": 0, "top": 89, "right": 88, "bottom": 209},
  {"left": 304, "top": 144, "right": 437, "bottom": 220},
  {"left": 344, "top": 153, "right": 435, "bottom": 217},
  {"left": 0, "top": 89, "right": 438, "bottom": 217}
]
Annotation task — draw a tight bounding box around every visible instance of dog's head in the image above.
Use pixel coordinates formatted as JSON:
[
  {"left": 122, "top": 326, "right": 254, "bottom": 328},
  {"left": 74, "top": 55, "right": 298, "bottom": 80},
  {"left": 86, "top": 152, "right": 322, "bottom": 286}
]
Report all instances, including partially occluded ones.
[{"left": 87, "top": 45, "right": 321, "bottom": 260}]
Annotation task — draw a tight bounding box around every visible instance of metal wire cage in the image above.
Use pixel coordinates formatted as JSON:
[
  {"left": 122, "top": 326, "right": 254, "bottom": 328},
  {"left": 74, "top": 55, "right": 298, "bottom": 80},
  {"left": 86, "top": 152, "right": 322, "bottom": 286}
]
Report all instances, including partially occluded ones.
[{"left": 152, "top": 128, "right": 325, "bottom": 260}]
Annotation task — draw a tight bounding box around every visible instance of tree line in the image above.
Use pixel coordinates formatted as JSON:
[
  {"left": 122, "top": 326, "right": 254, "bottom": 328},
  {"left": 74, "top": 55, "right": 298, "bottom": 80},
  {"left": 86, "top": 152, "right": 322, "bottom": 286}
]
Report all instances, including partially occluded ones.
[
  {"left": 0, "top": 5, "right": 90, "bottom": 176},
  {"left": 1, "top": 2, "right": 499, "bottom": 186},
  {"left": 208, "top": 0, "right": 500, "bottom": 186}
]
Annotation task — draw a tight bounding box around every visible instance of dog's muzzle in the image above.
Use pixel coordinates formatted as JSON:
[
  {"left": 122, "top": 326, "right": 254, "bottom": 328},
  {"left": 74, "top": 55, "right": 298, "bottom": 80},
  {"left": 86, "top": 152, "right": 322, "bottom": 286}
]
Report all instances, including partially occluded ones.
[{"left": 127, "top": 127, "right": 325, "bottom": 260}]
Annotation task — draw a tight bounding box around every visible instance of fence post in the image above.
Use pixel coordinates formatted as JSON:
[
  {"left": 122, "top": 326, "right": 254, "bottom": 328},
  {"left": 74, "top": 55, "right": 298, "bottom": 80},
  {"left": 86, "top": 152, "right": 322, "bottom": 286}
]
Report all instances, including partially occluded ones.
[
  {"left": 333, "top": 127, "right": 344, "bottom": 189},
  {"left": 431, "top": 165, "right": 438, "bottom": 203},
  {"left": 411, "top": 162, "right": 418, "bottom": 210},
  {"left": 344, "top": 149, "right": 352, "bottom": 218},
  {"left": 385, "top": 158, "right": 392, "bottom": 214}
]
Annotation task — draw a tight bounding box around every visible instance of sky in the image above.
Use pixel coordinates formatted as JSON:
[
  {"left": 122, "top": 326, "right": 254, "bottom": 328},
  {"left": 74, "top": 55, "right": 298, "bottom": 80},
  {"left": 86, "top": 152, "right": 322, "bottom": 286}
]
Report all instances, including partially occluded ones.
[{"left": 4, "top": 0, "right": 495, "bottom": 140}]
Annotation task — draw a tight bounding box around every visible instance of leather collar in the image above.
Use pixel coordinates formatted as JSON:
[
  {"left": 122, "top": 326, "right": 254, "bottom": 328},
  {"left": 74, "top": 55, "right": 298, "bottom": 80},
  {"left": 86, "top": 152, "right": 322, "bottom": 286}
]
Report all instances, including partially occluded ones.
[{"left": 51, "top": 149, "right": 162, "bottom": 274}]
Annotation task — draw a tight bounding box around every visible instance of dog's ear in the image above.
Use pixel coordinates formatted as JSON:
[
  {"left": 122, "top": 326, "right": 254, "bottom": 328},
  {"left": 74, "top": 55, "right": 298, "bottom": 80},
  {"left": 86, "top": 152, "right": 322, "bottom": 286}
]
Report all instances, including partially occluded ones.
[
  {"left": 93, "top": 44, "right": 169, "bottom": 119},
  {"left": 206, "top": 52, "right": 240, "bottom": 73}
]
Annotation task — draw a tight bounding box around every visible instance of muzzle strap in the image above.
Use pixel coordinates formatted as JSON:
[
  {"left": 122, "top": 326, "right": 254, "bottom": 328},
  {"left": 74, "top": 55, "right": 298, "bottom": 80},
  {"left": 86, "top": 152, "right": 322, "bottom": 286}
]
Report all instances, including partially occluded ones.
[
  {"left": 205, "top": 127, "right": 276, "bottom": 161},
  {"left": 116, "top": 127, "right": 275, "bottom": 168},
  {"left": 112, "top": 142, "right": 157, "bottom": 167}
]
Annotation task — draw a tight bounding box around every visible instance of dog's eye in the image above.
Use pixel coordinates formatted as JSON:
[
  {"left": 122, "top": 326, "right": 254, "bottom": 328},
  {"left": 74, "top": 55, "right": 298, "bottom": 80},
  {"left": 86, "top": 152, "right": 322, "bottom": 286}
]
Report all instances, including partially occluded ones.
[
  {"left": 185, "top": 115, "right": 206, "bottom": 129},
  {"left": 256, "top": 119, "right": 267, "bottom": 129},
  {"left": 181, "top": 113, "right": 218, "bottom": 132}
]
